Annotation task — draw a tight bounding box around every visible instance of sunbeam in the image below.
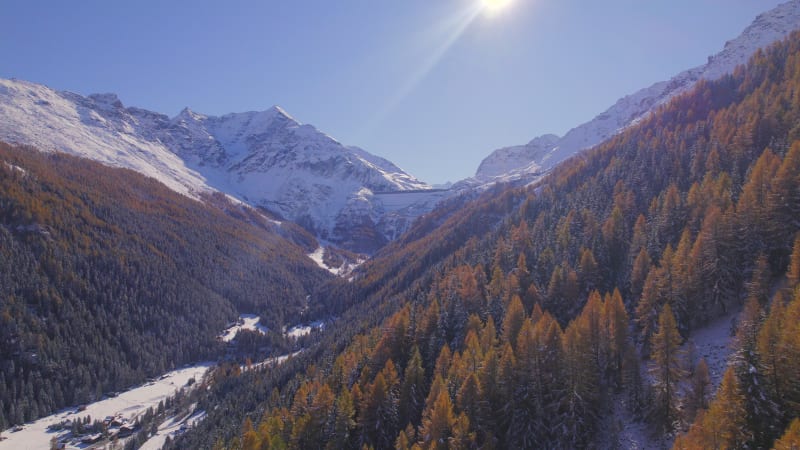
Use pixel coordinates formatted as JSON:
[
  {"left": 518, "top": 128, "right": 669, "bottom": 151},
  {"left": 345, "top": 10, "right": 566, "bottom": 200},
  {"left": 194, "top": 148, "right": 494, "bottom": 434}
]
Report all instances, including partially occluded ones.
[{"left": 364, "top": 3, "right": 484, "bottom": 134}]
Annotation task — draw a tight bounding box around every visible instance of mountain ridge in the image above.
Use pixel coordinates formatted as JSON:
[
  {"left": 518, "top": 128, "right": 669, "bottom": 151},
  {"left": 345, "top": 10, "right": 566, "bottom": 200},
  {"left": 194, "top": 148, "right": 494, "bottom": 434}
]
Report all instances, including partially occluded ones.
[
  {"left": 473, "top": 0, "right": 800, "bottom": 184},
  {"left": 0, "top": 78, "right": 432, "bottom": 253}
]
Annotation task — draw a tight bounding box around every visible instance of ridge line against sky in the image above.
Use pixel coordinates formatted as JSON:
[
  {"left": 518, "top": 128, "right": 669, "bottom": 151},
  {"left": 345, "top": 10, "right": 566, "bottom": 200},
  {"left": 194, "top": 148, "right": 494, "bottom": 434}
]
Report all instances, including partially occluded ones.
[{"left": 0, "top": 0, "right": 785, "bottom": 183}]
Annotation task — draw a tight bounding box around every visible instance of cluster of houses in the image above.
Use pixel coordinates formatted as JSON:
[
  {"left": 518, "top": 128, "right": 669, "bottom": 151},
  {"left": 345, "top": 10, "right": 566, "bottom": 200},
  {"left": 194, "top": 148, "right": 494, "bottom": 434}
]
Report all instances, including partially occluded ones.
[{"left": 51, "top": 413, "right": 139, "bottom": 449}]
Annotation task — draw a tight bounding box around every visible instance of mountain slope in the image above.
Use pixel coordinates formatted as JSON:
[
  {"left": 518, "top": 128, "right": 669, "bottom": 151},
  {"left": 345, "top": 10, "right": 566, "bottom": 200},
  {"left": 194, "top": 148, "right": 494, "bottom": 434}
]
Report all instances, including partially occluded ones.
[
  {"left": 0, "top": 142, "right": 331, "bottom": 426},
  {"left": 0, "top": 80, "right": 431, "bottom": 253},
  {"left": 474, "top": 0, "right": 800, "bottom": 183},
  {"left": 176, "top": 29, "right": 800, "bottom": 450}
]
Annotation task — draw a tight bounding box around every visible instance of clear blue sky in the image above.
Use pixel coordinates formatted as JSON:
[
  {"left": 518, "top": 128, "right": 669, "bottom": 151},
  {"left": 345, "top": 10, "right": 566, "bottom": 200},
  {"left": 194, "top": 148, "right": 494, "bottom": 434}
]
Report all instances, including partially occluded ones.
[{"left": 0, "top": 0, "right": 785, "bottom": 183}]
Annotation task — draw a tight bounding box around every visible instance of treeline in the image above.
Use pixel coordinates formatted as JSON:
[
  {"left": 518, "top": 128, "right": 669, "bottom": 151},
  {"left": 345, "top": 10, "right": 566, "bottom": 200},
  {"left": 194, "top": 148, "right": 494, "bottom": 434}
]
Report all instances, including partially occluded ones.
[
  {"left": 0, "top": 144, "right": 331, "bottom": 427},
  {"left": 235, "top": 285, "right": 636, "bottom": 449}
]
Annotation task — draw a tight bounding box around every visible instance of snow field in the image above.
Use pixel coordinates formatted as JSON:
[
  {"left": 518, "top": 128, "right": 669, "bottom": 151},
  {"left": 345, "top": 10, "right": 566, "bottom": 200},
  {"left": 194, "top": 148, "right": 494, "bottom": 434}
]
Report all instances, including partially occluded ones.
[{"left": 219, "top": 314, "right": 269, "bottom": 342}]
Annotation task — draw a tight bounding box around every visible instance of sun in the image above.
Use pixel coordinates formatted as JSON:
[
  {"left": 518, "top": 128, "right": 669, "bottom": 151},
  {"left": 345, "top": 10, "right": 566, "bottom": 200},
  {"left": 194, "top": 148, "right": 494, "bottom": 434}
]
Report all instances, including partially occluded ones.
[{"left": 481, "top": 0, "right": 514, "bottom": 13}]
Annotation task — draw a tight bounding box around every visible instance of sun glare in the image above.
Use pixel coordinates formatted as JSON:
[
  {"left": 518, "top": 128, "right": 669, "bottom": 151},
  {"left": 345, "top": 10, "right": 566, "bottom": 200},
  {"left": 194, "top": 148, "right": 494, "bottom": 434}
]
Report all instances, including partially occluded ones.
[{"left": 482, "top": 0, "right": 514, "bottom": 13}]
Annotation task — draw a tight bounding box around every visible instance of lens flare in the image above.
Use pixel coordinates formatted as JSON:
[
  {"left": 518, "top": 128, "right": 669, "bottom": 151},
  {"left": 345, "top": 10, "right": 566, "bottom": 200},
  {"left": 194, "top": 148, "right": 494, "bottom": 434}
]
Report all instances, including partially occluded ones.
[{"left": 482, "top": 0, "right": 513, "bottom": 12}]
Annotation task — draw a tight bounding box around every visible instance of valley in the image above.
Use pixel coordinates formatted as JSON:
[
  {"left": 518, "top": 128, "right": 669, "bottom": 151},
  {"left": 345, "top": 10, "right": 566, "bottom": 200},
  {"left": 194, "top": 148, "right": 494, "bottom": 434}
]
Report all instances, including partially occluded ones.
[
  {"left": 0, "top": 312, "right": 313, "bottom": 450},
  {"left": 0, "top": 363, "right": 211, "bottom": 450},
  {"left": 3, "top": 1, "right": 800, "bottom": 449}
]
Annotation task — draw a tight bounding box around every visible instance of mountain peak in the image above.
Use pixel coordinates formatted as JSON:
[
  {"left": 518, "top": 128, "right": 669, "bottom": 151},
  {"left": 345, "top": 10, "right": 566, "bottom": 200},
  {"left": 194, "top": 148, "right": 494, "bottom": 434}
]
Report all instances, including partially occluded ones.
[
  {"left": 475, "top": 133, "right": 561, "bottom": 181},
  {"left": 87, "top": 93, "right": 123, "bottom": 109},
  {"left": 175, "top": 106, "right": 207, "bottom": 122},
  {"left": 268, "top": 105, "right": 294, "bottom": 121}
]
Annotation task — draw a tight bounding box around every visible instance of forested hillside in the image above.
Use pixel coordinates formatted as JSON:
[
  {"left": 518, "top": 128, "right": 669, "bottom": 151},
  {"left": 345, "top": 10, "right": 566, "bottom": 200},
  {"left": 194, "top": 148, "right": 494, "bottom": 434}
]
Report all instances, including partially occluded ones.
[
  {"left": 0, "top": 144, "right": 331, "bottom": 428},
  {"left": 174, "top": 30, "right": 800, "bottom": 449}
]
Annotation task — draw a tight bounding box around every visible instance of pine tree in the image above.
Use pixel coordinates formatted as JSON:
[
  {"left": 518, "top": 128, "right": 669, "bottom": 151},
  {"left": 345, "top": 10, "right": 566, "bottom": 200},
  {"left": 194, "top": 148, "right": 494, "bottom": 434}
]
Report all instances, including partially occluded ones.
[
  {"left": 578, "top": 248, "right": 602, "bottom": 294},
  {"left": 477, "top": 347, "right": 502, "bottom": 444},
  {"left": 604, "top": 288, "right": 629, "bottom": 386},
  {"left": 630, "top": 247, "right": 652, "bottom": 302},
  {"left": 509, "top": 313, "right": 564, "bottom": 448},
  {"left": 685, "top": 358, "right": 710, "bottom": 423},
  {"left": 419, "top": 376, "right": 457, "bottom": 450},
  {"left": 478, "top": 316, "right": 497, "bottom": 354},
  {"left": 778, "top": 290, "right": 800, "bottom": 418},
  {"left": 767, "top": 142, "right": 800, "bottom": 263},
  {"left": 449, "top": 412, "right": 474, "bottom": 450},
  {"left": 746, "top": 254, "right": 772, "bottom": 306},
  {"left": 788, "top": 233, "right": 800, "bottom": 290},
  {"left": 241, "top": 417, "right": 261, "bottom": 450},
  {"left": 623, "top": 345, "right": 645, "bottom": 416},
  {"left": 773, "top": 418, "right": 800, "bottom": 450},
  {"left": 328, "top": 389, "right": 356, "bottom": 450},
  {"left": 502, "top": 295, "right": 525, "bottom": 349},
  {"left": 648, "top": 304, "right": 685, "bottom": 431},
  {"left": 581, "top": 291, "right": 605, "bottom": 373},
  {"left": 757, "top": 292, "right": 787, "bottom": 405},
  {"left": 359, "top": 363, "right": 400, "bottom": 449},
  {"left": 733, "top": 296, "right": 779, "bottom": 447},
  {"left": 636, "top": 246, "right": 676, "bottom": 353},
  {"left": 395, "top": 424, "right": 414, "bottom": 450},
  {"left": 562, "top": 315, "right": 599, "bottom": 447},
  {"left": 400, "top": 346, "right": 427, "bottom": 428},
  {"left": 736, "top": 148, "right": 781, "bottom": 256},
  {"left": 692, "top": 368, "right": 747, "bottom": 449}
]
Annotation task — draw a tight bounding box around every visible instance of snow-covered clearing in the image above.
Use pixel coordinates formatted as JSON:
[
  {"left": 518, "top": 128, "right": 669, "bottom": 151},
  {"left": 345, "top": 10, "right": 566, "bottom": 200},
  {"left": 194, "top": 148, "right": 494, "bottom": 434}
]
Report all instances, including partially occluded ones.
[
  {"left": 244, "top": 351, "right": 302, "bottom": 372},
  {"left": 308, "top": 247, "right": 338, "bottom": 275},
  {"left": 0, "top": 363, "right": 212, "bottom": 450},
  {"left": 307, "top": 246, "right": 365, "bottom": 277},
  {"left": 611, "top": 397, "right": 661, "bottom": 450},
  {"left": 138, "top": 408, "right": 207, "bottom": 450},
  {"left": 285, "top": 321, "right": 325, "bottom": 339},
  {"left": 219, "top": 314, "right": 268, "bottom": 342},
  {"left": 2, "top": 161, "right": 27, "bottom": 175},
  {"left": 684, "top": 308, "right": 739, "bottom": 390},
  {"left": 307, "top": 247, "right": 362, "bottom": 277},
  {"left": 610, "top": 308, "right": 740, "bottom": 449}
]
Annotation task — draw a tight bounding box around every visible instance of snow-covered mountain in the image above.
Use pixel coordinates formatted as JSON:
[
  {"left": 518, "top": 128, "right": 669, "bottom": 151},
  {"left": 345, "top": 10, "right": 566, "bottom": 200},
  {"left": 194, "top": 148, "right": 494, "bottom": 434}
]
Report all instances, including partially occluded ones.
[
  {"left": 0, "top": 78, "right": 432, "bottom": 253},
  {"left": 474, "top": 134, "right": 559, "bottom": 182},
  {"left": 474, "top": 0, "right": 800, "bottom": 184}
]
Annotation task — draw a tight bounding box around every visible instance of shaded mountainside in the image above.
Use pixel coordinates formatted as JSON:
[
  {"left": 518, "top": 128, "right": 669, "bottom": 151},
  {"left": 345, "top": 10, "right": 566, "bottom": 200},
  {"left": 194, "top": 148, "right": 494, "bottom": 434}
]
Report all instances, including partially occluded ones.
[
  {"left": 174, "top": 31, "right": 800, "bottom": 449},
  {"left": 473, "top": 0, "right": 800, "bottom": 185},
  {"left": 0, "top": 143, "right": 331, "bottom": 427},
  {"left": 0, "top": 80, "right": 433, "bottom": 253}
]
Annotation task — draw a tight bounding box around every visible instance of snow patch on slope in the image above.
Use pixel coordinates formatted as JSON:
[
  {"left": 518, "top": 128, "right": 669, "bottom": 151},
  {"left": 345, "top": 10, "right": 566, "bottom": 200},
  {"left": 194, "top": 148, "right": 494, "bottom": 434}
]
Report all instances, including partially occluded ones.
[
  {"left": 138, "top": 408, "right": 207, "bottom": 450},
  {"left": 285, "top": 321, "right": 325, "bottom": 339},
  {"left": 2, "top": 160, "right": 27, "bottom": 175},
  {"left": 218, "top": 314, "right": 269, "bottom": 342},
  {"left": 307, "top": 246, "right": 366, "bottom": 277},
  {"left": 0, "top": 79, "right": 209, "bottom": 197},
  {"left": 684, "top": 309, "right": 739, "bottom": 390}
]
